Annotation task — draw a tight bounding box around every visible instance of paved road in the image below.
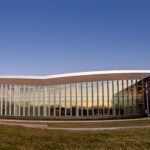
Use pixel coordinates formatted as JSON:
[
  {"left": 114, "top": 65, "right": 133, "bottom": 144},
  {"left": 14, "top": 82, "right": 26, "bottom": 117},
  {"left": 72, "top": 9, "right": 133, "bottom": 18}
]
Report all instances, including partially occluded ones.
[{"left": 0, "top": 121, "right": 150, "bottom": 131}]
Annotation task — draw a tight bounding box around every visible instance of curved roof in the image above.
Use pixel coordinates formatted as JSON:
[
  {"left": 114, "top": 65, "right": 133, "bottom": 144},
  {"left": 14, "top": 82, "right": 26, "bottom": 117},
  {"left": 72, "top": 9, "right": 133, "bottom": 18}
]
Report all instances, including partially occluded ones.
[{"left": 0, "top": 70, "right": 150, "bottom": 85}]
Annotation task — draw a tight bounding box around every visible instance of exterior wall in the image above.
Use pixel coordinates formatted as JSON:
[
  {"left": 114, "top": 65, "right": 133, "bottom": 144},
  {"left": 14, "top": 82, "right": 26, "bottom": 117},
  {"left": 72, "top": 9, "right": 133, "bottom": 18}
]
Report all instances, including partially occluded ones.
[{"left": 0, "top": 79, "right": 144, "bottom": 118}]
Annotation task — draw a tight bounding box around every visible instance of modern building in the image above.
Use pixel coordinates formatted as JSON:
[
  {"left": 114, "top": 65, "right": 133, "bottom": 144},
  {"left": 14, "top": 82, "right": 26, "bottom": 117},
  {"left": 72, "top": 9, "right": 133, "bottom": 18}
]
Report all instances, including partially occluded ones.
[{"left": 0, "top": 70, "right": 150, "bottom": 119}]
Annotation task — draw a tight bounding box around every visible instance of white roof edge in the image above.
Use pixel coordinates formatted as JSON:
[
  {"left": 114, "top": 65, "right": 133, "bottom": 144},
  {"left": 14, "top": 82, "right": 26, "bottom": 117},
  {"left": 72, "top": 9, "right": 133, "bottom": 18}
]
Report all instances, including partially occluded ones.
[{"left": 0, "top": 70, "right": 150, "bottom": 79}]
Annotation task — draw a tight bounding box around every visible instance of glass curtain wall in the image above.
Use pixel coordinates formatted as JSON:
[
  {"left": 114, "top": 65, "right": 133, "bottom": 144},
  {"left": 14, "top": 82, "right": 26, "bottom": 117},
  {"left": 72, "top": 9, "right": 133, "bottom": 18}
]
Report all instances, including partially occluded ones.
[{"left": 0, "top": 79, "right": 144, "bottom": 117}]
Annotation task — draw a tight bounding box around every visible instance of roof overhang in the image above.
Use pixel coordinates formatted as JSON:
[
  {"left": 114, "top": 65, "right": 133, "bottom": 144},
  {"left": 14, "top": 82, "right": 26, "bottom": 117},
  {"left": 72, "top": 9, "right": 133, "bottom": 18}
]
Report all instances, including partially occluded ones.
[{"left": 0, "top": 70, "right": 150, "bottom": 86}]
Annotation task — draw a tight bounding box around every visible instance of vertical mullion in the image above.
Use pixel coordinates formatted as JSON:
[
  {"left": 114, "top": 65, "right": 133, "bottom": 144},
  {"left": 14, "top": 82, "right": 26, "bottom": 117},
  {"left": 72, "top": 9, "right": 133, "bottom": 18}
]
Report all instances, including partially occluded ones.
[
  {"left": 76, "top": 83, "right": 78, "bottom": 117},
  {"left": 107, "top": 81, "right": 110, "bottom": 115},
  {"left": 0, "top": 85, "right": 3, "bottom": 115},
  {"left": 38, "top": 86, "right": 40, "bottom": 116},
  {"left": 33, "top": 86, "right": 35, "bottom": 117},
  {"left": 5, "top": 85, "right": 7, "bottom": 116},
  {"left": 97, "top": 82, "right": 99, "bottom": 116},
  {"left": 65, "top": 84, "right": 67, "bottom": 117},
  {"left": 18, "top": 85, "right": 20, "bottom": 116},
  {"left": 45, "top": 87, "right": 47, "bottom": 117},
  {"left": 136, "top": 80, "right": 138, "bottom": 114},
  {"left": 23, "top": 85, "right": 25, "bottom": 116},
  {"left": 112, "top": 81, "right": 115, "bottom": 116},
  {"left": 131, "top": 80, "right": 134, "bottom": 114},
  {"left": 127, "top": 80, "right": 129, "bottom": 108},
  {"left": 43, "top": 87, "right": 45, "bottom": 116},
  {"left": 112, "top": 80, "right": 116, "bottom": 116},
  {"left": 54, "top": 86, "right": 56, "bottom": 117},
  {"left": 0, "top": 85, "right": 1, "bottom": 116},
  {"left": 127, "top": 80, "right": 129, "bottom": 114},
  {"left": 91, "top": 82, "right": 94, "bottom": 116},
  {"left": 7, "top": 85, "right": 9, "bottom": 116},
  {"left": 48, "top": 87, "right": 51, "bottom": 117},
  {"left": 81, "top": 83, "right": 83, "bottom": 117},
  {"left": 102, "top": 81, "right": 104, "bottom": 115},
  {"left": 122, "top": 80, "right": 125, "bottom": 116},
  {"left": 31, "top": 86, "right": 34, "bottom": 116},
  {"left": 14, "top": 85, "right": 16, "bottom": 116},
  {"left": 59, "top": 85, "right": 61, "bottom": 117},
  {"left": 86, "top": 82, "right": 89, "bottom": 116},
  {"left": 43, "top": 87, "right": 44, "bottom": 116},
  {"left": 9, "top": 85, "right": 12, "bottom": 116},
  {"left": 16, "top": 85, "right": 18, "bottom": 116},
  {"left": 70, "top": 84, "right": 72, "bottom": 117},
  {"left": 117, "top": 81, "right": 120, "bottom": 116},
  {"left": 28, "top": 86, "right": 30, "bottom": 116}
]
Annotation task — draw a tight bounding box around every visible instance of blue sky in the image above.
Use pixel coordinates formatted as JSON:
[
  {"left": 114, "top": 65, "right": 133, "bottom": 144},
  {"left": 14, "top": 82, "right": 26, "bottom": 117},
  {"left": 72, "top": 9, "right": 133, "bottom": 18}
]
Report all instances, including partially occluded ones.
[{"left": 0, "top": 0, "right": 150, "bottom": 75}]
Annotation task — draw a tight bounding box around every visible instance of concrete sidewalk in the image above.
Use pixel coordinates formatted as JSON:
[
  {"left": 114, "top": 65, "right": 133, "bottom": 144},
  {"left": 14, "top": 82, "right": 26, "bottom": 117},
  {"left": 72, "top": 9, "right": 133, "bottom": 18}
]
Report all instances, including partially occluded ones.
[
  {"left": 0, "top": 121, "right": 150, "bottom": 131},
  {"left": 0, "top": 122, "right": 47, "bottom": 129},
  {"left": 47, "top": 125, "right": 150, "bottom": 131},
  {"left": 0, "top": 118, "right": 149, "bottom": 123}
]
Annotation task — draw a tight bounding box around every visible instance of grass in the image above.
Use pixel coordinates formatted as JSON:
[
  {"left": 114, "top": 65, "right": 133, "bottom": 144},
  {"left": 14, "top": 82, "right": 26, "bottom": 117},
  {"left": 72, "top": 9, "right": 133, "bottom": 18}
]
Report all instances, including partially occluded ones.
[{"left": 0, "top": 125, "right": 149, "bottom": 150}]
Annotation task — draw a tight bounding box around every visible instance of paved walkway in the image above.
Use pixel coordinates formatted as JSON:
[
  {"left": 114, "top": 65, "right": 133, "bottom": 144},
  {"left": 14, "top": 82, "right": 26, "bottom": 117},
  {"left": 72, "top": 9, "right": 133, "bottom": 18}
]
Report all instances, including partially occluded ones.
[
  {"left": 0, "top": 122, "right": 47, "bottom": 129},
  {"left": 47, "top": 125, "right": 150, "bottom": 131},
  {"left": 0, "top": 118, "right": 149, "bottom": 123},
  {"left": 0, "top": 121, "right": 150, "bottom": 131}
]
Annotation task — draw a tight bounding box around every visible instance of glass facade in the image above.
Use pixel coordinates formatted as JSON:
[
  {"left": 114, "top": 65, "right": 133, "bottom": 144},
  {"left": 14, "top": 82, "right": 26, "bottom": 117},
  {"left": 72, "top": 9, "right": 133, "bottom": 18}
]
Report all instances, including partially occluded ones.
[{"left": 0, "top": 79, "right": 144, "bottom": 118}]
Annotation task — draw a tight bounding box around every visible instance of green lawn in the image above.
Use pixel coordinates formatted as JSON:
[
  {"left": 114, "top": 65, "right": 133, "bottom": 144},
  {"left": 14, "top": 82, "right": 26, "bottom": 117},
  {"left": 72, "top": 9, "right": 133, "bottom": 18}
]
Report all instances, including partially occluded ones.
[{"left": 0, "top": 125, "right": 149, "bottom": 150}]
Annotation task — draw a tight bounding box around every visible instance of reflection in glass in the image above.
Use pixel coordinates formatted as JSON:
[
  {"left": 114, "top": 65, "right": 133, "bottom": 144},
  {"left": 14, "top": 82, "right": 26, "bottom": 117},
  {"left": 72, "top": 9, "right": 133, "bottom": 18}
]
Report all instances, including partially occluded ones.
[
  {"left": 77, "top": 83, "right": 81, "bottom": 116},
  {"left": 88, "top": 82, "right": 92, "bottom": 116},
  {"left": 82, "top": 83, "right": 87, "bottom": 116},
  {"left": 98, "top": 81, "right": 103, "bottom": 115},
  {"left": 93, "top": 82, "right": 98, "bottom": 116},
  {"left": 0, "top": 78, "right": 145, "bottom": 118}
]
